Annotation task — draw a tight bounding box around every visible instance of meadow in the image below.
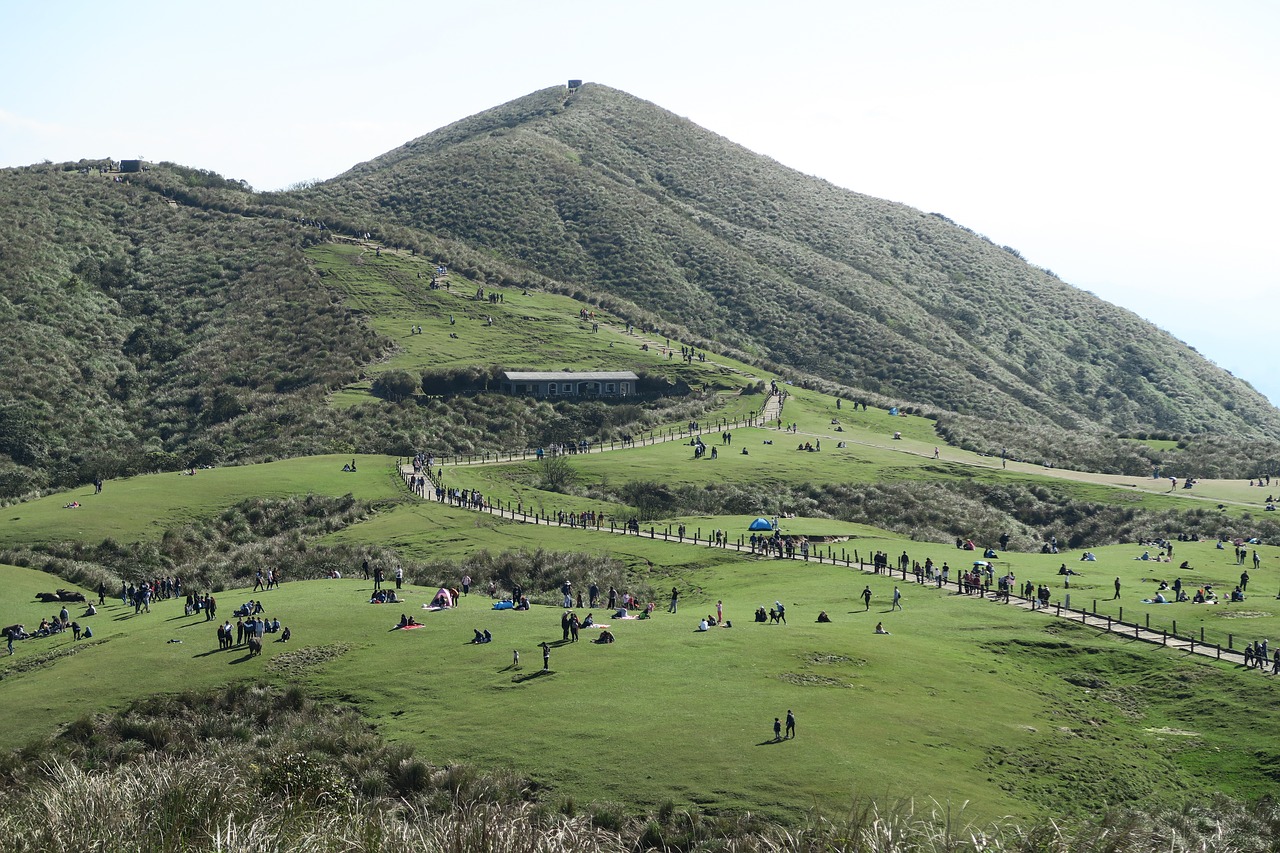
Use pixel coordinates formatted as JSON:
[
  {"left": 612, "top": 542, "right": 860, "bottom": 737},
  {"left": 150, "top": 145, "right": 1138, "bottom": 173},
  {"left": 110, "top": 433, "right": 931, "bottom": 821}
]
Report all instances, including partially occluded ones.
[
  {"left": 4, "top": 238, "right": 1280, "bottom": 842},
  {"left": 5, "top": 449, "right": 1280, "bottom": 825}
]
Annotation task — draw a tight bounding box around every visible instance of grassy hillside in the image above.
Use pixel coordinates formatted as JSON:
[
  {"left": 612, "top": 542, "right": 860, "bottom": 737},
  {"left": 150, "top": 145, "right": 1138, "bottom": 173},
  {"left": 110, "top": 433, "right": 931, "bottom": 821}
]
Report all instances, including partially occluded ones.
[
  {"left": 6, "top": 459, "right": 1280, "bottom": 826},
  {"left": 0, "top": 163, "right": 389, "bottom": 497},
  {"left": 307, "top": 83, "right": 1280, "bottom": 442}
]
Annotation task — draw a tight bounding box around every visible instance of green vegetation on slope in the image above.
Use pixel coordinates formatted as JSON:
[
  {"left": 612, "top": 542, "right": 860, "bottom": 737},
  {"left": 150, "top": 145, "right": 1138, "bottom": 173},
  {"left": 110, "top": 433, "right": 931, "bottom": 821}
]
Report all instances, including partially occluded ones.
[{"left": 307, "top": 83, "right": 1280, "bottom": 443}]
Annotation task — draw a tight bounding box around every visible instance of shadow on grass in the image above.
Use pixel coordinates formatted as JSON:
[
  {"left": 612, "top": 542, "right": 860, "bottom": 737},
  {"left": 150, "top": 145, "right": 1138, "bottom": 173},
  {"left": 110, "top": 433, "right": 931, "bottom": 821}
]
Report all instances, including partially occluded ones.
[
  {"left": 191, "top": 646, "right": 235, "bottom": 659},
  {"left": 512, "top": 670, "right": 552, "bottom": 682},
  {"left": 756, "top": 738, "right": 788, "bottom": 746}
]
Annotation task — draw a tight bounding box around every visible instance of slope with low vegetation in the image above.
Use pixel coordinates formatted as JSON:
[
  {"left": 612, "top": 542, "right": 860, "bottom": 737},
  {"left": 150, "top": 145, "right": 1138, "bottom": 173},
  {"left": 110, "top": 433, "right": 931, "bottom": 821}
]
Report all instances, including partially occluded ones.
[{"left": 307, "top": 83, "right": 1280, "bottom": 441}]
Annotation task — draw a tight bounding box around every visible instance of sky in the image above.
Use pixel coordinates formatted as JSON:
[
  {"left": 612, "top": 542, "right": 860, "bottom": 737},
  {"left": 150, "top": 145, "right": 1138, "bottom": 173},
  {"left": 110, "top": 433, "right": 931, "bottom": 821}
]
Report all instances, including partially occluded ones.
[{"left": 4, "top": 0, "right": 1277, "bottom": 404}]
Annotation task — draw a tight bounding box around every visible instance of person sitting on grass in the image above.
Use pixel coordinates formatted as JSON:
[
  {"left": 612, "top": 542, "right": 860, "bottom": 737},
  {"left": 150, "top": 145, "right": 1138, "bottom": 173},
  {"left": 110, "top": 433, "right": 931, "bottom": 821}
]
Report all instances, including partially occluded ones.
[
  {"left": 582, "top": 613, "right": 594, "bottom": 628},
  {"left": 280, "top": 626, "right": 291, "bottom": 642},
  {"left": 697, "top": 619, "right": 710, "bottom": 632},
  {"left": 595, "top": 629, "right": 615, "bottom": 644},
  {"left": 874, "top": 622, "right": 890, "bottom": 634},
  {"left": 816, "top": 610, "right": 831, "bottom": 623},
  {"left": 399, "top": 614, "right": 418, "bottom": 628}
]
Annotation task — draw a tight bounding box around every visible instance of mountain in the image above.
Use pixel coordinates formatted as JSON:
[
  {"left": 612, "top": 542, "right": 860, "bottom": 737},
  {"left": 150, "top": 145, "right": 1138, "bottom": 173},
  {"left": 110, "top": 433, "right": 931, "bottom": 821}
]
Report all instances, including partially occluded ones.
[
  {"left": 0, "top": 163, "right": 388, "bottom": 496},
  {"left": 3, "top": 83, "right": 1279, "bottom": 499},
  {"left": 307, "top": 83, "right": 1280, "bottom": 438}
]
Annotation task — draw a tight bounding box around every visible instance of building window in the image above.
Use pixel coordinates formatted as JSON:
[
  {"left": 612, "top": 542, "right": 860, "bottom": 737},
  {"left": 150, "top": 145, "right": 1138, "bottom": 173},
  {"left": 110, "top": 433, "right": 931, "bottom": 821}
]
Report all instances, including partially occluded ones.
[
  {"left": 605, "top": 383, "right": 615, "bottom": 393},
  {"left": 562, "top": 383, "right": 572, "bottom": 393},
  {"left": 548, "top": 384, "right": 557, "bottom": 395}
]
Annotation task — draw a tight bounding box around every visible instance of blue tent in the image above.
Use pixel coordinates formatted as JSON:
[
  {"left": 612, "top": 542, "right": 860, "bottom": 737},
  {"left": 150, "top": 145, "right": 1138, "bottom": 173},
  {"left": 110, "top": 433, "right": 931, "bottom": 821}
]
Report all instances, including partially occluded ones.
[{"left": 748, "top": 517, "right": 773, "bottom": 531}]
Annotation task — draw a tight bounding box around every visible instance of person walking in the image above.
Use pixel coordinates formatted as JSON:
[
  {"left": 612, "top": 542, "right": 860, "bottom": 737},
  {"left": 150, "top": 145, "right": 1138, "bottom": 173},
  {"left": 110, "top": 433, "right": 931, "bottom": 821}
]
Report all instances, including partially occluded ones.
[
  {"left": 785, "top": 710, "right": 795, "bottom": 739},
  {"left": 541, "top": 642, "right": 550, "bottom": 672},
  {"left": 773, "top": 717, "right": 782, "bottom": 741},
  {"left": 395, "top": 566, "right": 404, "bottom": 590},
  {"left": 1113, "top": 577, "right": 1121, "bottom": 600},
  {"left": 891, "top": 587, "right": 902, "bottom": 610},
  {"left": 862, "top": 586, "right": 872, "bottom": 610},
  {"left": 1241, "top": 571, "right": 1250, "bottom": 592},
  {"left": 374, "top": 568, "right": 384, "bottom": 591}
]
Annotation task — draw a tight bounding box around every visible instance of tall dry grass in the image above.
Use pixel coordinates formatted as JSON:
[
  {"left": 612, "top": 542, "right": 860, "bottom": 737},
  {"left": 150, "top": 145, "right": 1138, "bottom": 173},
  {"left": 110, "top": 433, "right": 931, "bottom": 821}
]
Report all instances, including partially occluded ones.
[{"left": 5, "top": 759, "right": 1279, "bottom": 853}]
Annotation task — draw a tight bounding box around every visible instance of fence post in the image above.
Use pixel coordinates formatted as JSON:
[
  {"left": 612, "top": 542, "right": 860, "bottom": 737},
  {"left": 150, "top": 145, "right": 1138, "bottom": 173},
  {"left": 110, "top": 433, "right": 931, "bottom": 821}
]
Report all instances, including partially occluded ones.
[
  {"left": 1228, "top": 633, "right": 1233, "bottom": 649},
  {"left": 1092, "top": 600, "right": 1097, "bottom": 614},
  {"left": 1161, "top": 630, "right": 1167, "bottom": 646},
  {"left": 1119, "top": 607, "right": 1124, "bottom": 623},
  {"left": 1145, "top": 613, "right": 1150, "bottom": 629},
  {"left": 1172, "top": 620, "right": 1177, "bottom": 637}
]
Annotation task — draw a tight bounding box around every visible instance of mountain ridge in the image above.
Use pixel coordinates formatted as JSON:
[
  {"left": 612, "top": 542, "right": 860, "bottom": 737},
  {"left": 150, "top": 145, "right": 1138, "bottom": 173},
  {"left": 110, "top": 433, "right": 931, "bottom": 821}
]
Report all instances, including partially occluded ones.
[{"left": 309, "top": 83, "right": 1279, "bottom": 438}]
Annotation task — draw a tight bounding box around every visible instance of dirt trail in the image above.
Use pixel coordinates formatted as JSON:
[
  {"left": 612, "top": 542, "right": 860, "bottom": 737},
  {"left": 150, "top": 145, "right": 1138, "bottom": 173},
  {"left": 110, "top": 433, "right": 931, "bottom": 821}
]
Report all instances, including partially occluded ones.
[{"left": 397, "top": 461, "right": 1266, "bottom": 675}]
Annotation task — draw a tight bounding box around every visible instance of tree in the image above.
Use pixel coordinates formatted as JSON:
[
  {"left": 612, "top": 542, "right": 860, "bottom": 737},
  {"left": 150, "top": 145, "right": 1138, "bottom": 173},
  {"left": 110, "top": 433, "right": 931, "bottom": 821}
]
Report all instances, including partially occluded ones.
[{"left": 537, "top": 453, "right": 579, "bottom": 493}]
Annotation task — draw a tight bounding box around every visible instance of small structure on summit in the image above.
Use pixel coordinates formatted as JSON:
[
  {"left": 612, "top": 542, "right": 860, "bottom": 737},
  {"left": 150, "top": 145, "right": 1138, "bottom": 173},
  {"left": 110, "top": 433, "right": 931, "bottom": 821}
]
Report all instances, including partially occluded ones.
[
  {"left": 500, "top": 370, "right": 636, "bottom": 398},
  {"left": 567, "top": 79, "right": 583, "bottom": 90}
]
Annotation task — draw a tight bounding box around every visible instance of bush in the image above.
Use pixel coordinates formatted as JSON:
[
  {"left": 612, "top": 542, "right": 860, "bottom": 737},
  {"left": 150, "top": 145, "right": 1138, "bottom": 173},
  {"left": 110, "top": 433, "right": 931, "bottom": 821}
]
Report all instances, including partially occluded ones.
[{"left": 372, "top": 370, "right": 418, "bottom": 402}]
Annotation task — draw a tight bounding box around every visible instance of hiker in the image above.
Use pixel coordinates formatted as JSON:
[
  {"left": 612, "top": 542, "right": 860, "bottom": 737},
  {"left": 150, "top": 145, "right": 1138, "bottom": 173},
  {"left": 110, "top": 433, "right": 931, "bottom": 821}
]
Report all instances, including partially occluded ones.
[{"left": 785, "top": 710, "right": 795, "bottom": 739}]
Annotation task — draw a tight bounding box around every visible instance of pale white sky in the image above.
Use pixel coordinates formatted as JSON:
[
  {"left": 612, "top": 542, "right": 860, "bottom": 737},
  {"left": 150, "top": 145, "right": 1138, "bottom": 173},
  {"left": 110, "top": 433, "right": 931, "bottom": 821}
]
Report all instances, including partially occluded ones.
[{"left": 4, "top": 0, "right": 1277, "bottom": 404}]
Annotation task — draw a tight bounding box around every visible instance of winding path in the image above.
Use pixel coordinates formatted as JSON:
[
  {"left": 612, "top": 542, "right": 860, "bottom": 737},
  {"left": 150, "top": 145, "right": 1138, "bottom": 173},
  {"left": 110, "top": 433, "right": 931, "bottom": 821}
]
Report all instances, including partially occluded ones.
[{"left": 395, "top": 458, "right": 1268, "bottom": 676}]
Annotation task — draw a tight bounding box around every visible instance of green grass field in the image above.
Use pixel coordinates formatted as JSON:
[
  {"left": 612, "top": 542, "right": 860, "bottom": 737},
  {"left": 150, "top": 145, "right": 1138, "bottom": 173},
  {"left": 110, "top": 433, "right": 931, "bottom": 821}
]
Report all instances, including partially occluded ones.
[
  {"left": 6, "top": 457, "right": 1280, "bottom": 823},
  {"left": 5, "top": 246, "right": 1280, "bottom": 830}
]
